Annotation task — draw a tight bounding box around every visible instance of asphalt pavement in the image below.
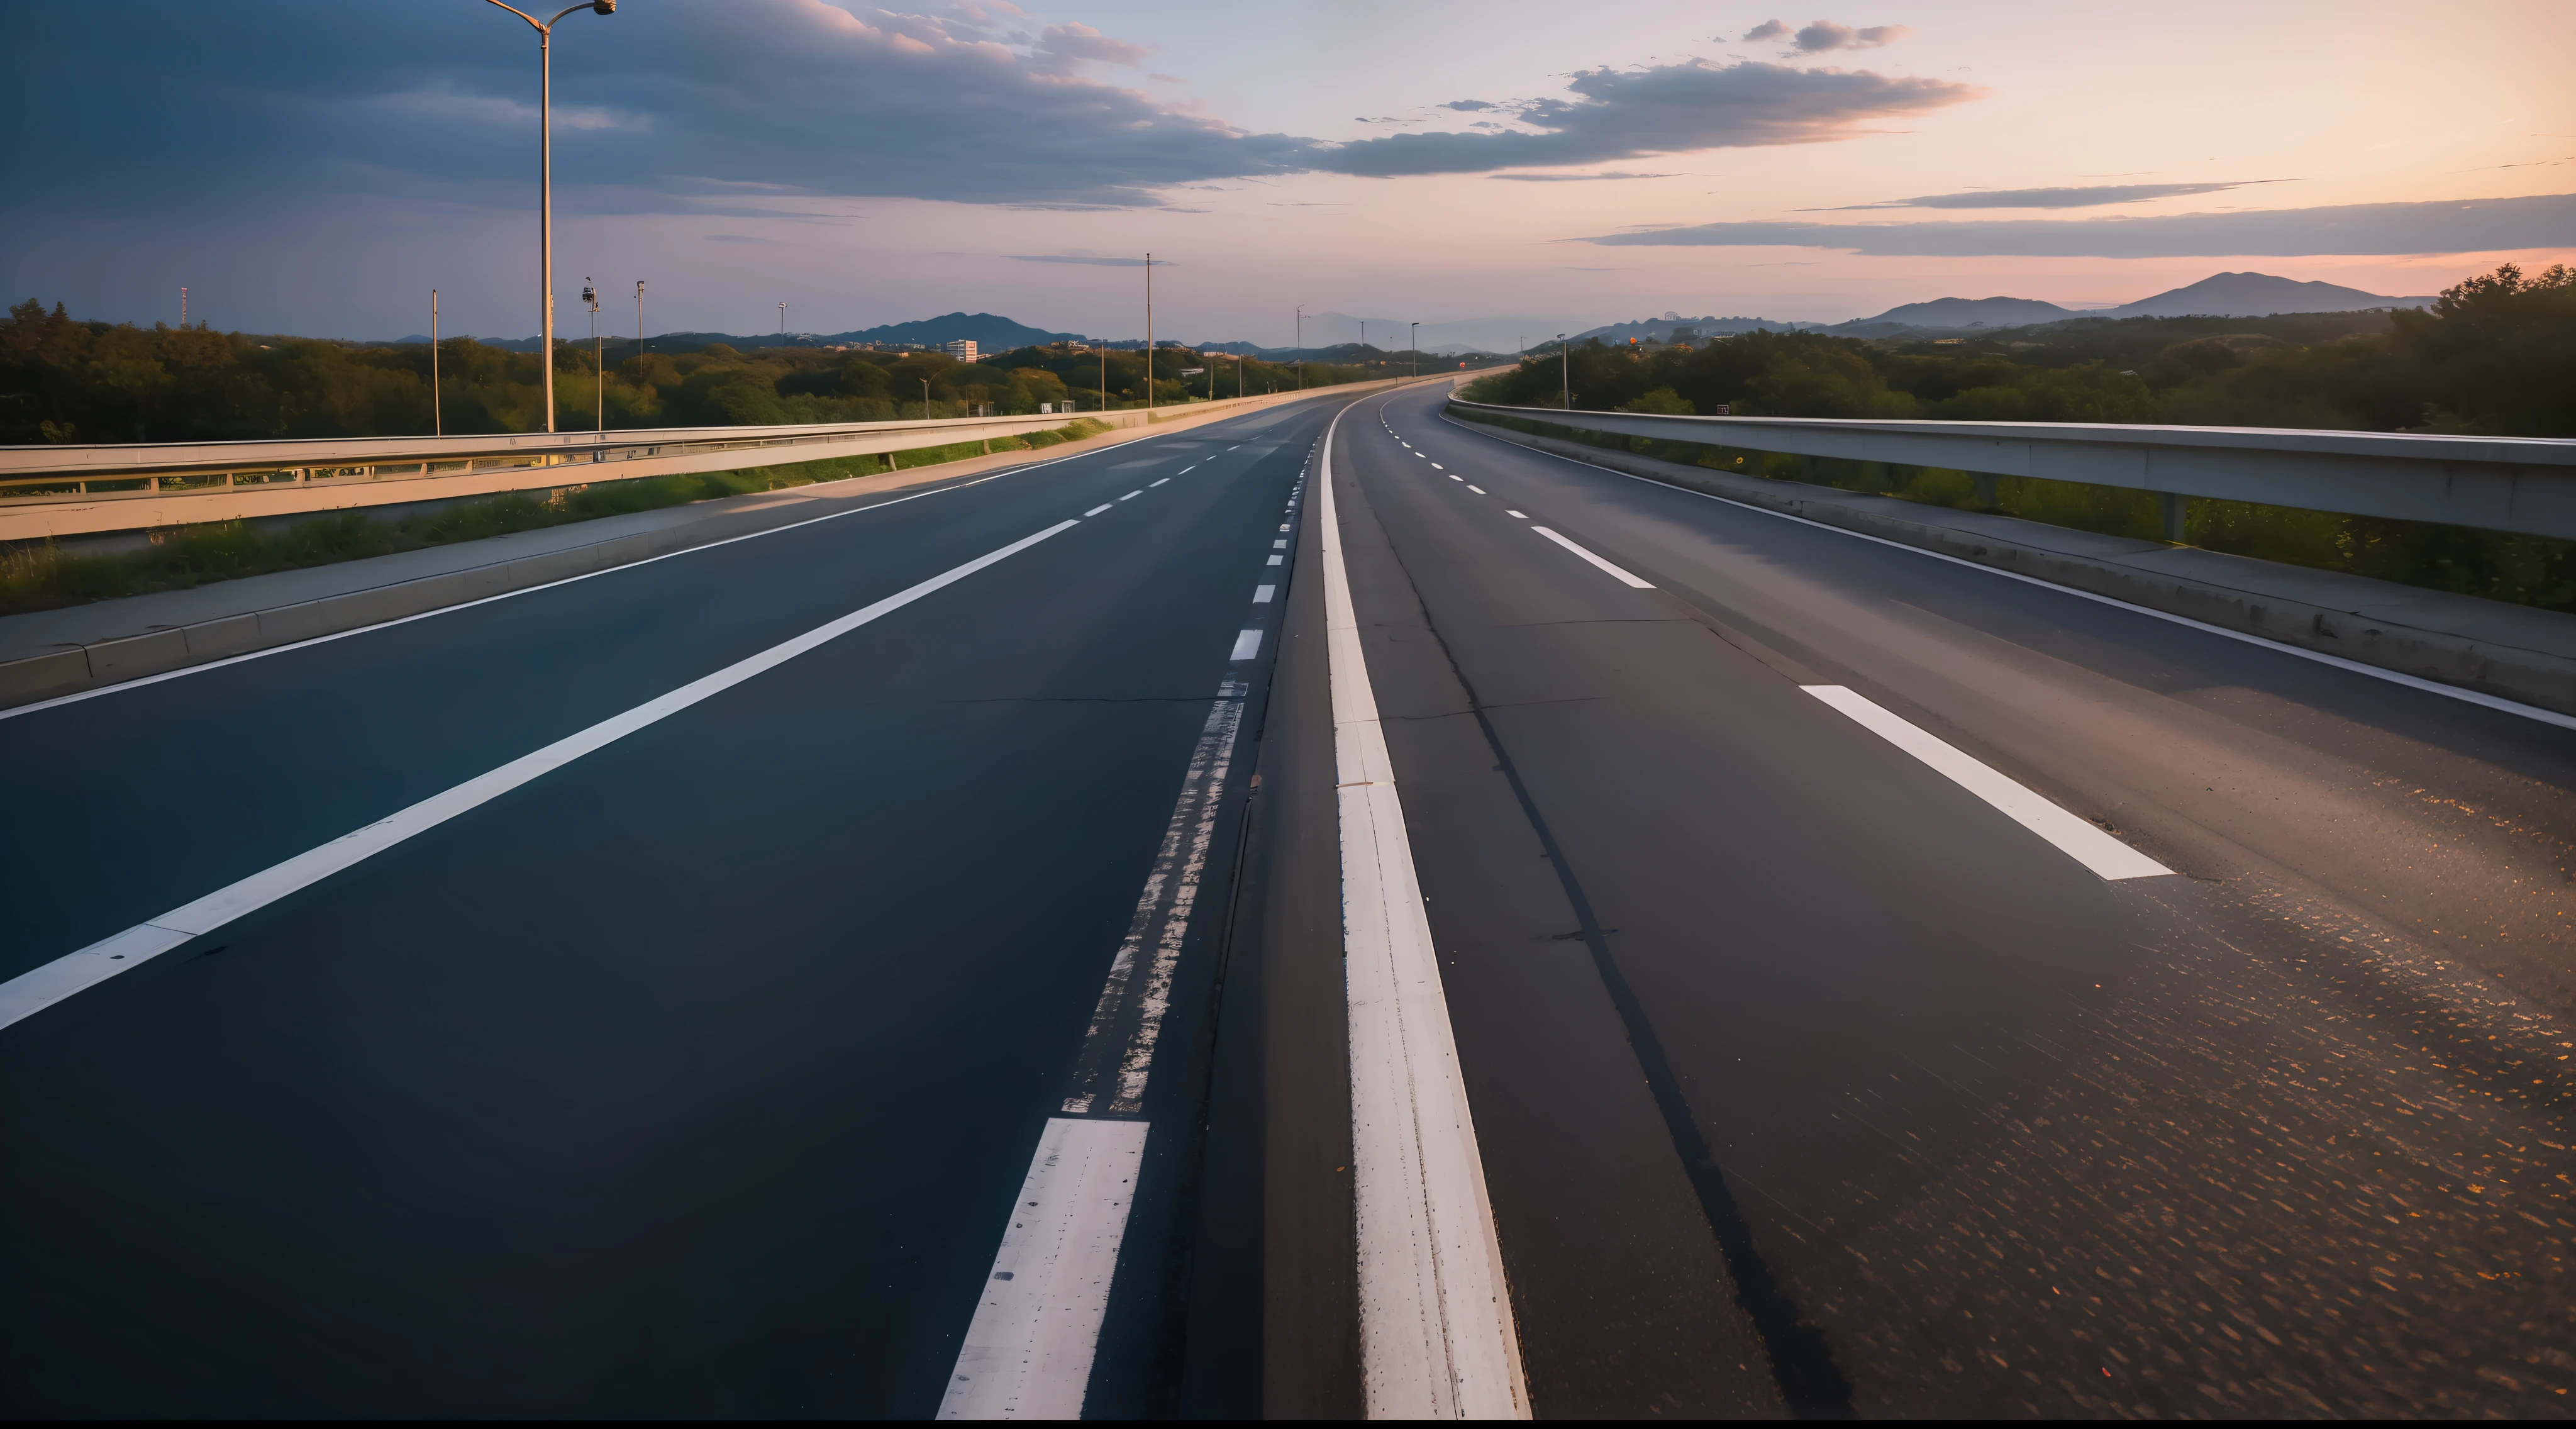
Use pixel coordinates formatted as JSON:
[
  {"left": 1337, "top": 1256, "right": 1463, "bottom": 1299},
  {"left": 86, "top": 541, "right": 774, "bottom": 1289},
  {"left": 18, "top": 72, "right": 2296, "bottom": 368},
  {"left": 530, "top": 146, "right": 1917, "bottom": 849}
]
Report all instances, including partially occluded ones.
[
  {"left": 4, "top": 378, "right": 2569, "bottom": 1418},
  {"left": 0, "top": 398, "right": 1331, "bottom": 1416},
  {"left": 1293, "top": 381, "right": 2573, "bottom": 1416}
]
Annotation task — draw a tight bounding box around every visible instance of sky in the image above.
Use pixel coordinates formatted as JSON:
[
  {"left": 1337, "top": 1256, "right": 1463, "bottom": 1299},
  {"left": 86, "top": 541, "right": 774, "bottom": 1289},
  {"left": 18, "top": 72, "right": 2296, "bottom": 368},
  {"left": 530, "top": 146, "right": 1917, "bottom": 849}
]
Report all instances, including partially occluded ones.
[{"left": 4, "top": 0, "right": 2572, "bottom": 347}]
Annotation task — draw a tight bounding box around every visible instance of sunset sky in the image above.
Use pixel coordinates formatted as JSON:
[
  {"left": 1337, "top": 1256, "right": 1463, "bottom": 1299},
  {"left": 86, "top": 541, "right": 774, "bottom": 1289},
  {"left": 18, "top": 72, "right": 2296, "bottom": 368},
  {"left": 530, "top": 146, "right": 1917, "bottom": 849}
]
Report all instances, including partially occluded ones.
[{"left": 6, "top": 0, "right": 2571, "bottom": 345}]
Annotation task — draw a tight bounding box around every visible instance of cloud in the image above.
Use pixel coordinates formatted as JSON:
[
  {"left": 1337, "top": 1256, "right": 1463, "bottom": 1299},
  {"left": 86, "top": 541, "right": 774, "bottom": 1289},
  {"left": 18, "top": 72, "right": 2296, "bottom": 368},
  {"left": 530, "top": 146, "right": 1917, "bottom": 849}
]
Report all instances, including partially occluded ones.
[
  {"left": 1576, "top": 193, "right": 2576, "bottom": 257},
  {"left": 1794, "top": 22, "right": 1911, "bottom": 52},
  {"left": 3, "top": 0, "right": 1309, "bottom": 212},
  {"left": 1030, "top": 23, "right": 1152, "bottom": 72},
  {"left": 1491, "top": 171, "right": 1679, "bottom": 182},
  {"left": 1441, "top": 99, "right": 1500, "bottom": 112},
  {"left": 1009, "top": 254, "right": 1165, "bottom": 266},
  {"left": 1314, "top": 60, "right": 1982, "bottom": 177},
  {"left": 1743, "top": 20, "right": 1791, "bottom": 40},
  {"left": 1807, "top": 180, "right": 2283, "bottom": 210}
]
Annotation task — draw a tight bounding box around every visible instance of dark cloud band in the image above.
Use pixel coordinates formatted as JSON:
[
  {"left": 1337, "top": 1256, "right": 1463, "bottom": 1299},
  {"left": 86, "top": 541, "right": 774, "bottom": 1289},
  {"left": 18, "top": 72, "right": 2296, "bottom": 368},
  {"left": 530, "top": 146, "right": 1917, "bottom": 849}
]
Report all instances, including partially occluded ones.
[
  {"left": 1809, "top": 180, "right": 2283, "bottom": 210},
  {"left": 1580, "top": 194, "right": 2576, "bottom": 257},
  {"left": 1315, "top": 61, "right": 1980, "bottom": 177}
]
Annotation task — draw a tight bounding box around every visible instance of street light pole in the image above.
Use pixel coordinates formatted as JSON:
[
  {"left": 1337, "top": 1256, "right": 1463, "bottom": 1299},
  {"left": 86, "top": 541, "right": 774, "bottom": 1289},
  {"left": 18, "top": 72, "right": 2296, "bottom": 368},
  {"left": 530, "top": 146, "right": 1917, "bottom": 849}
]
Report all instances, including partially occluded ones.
[
  {"left": 430, "top": 289, "right": 441, "bottom": 436},
  {"left": 483, "top": 0, "right": 616, "bottom": 435},
  {"left": 1294, "top": 304, "right": 1304, "bottom": 391},
  {"left": 921, "top": 378, "right": 931, "bottom": 418},
  {"left": 1143, "top": 252, "right": 1153, "bottom": 421},
  {"left": 1410, "top": 321, "right": 1418, "bottom": 379},
  {"left": 1559, "top": 333, "right": 1570, "bottom": 409},
  {"left": 779, "top": 301, "right": 786, "bottom": 337}
]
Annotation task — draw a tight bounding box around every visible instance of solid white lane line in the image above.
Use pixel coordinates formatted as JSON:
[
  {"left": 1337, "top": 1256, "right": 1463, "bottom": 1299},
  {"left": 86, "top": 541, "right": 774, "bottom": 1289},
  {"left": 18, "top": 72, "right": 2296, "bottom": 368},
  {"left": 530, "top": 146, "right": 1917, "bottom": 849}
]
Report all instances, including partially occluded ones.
[
  {"left": 1084, "top": 504, "right": 1113, "bottom": 516},
  {"left": 0, "top": 520, "right": 1084, "bottom": 1033},
  {"left": 1060, "top": 676, "right": 1248, "bottom": 1119},
  {"left": 1440, "top": 411, "right": 2576, "bottom": 733},
  {"left": 1320, "top": 398, "right": 1530, "bottom": 1419},
  {"left": 1253, "top": 585, "right": 1276, "bottom": 603},
  {"left": 1504, "top": 510, "right": 1527, "bottom": 519},
  {"left": 1467, "top": 486, "right": 1486, "bottom": 494},
  {"left": 1230, "top": 629, "right": 1263, "bottom": 660},
  {"left": 1530, "top": 526, "right": 1654, "bottom": 588},
  {"left": 1802, "top": 685, "right": 2174, "bottom": 881},
  {"left": 1150, "top": 477, "right": 1170, "bottom": 487},
  {"left": 938, "top": 1117, "right": 1150, "bottom": 1421},
  {"left": 1119, "top": 490, "right": 1143, "bottom": 501}
]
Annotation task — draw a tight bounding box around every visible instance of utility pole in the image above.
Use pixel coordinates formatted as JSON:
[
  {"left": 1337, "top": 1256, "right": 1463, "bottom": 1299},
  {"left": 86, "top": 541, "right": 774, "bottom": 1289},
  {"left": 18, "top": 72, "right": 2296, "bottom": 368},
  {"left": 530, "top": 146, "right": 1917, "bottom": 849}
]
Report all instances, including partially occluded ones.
[
  {"left": 1143, "top": 252, "right": 1153, "bottom": 420},
  {"left": 584, "top": 278, "right": 602, "bottom": 430},
  {"left": 431, "top": 289, "right": 442, "bottom": 436}
]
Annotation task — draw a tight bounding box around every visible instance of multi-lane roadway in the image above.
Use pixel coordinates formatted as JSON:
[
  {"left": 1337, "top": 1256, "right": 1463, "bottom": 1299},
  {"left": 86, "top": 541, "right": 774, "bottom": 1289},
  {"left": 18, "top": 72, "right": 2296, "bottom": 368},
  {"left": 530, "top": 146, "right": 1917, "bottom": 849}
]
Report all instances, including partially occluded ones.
[{"left": 4, "top": 381, "right": 2570, "bottom": 1417}]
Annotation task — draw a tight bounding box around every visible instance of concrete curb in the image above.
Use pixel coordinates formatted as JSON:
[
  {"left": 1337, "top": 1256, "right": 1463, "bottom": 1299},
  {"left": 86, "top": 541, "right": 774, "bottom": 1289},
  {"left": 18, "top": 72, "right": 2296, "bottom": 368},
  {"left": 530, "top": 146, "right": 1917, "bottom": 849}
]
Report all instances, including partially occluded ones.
[{"left": 1453, "top": 414, "right": 2576, "bottom": 718}]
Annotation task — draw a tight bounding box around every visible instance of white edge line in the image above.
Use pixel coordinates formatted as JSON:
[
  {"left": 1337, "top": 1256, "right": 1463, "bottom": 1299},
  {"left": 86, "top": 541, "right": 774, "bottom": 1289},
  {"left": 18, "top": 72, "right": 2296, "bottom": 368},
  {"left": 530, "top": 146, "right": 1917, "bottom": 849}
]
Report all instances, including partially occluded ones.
[
  {"left": 1529, "top": 526, "right": 1655, "bottom": 589},
  {"left": 0, "top": 519, "right": 1082, "bottom": 1033},
  {"left": 1436, "top": 409, "right": 2576, "bottom": 732},
  {"left": 1321, "top": 394, "right": 1531, "bottom": 1419},
  {"left": 1802, "top": 684, "right": 2174, "bottom": 881},
  {"left": 3, "top": 440, "right": 1127, "bottom": 723}
]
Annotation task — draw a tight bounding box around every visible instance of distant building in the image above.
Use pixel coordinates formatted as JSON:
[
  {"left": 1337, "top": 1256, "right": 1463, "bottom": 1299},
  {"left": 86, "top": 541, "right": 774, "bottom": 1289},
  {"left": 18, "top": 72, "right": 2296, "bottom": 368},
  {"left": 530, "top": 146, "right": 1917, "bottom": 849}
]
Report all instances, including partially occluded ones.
[{"left": 942, "top": 339, "right": 979, "bottom": 363}]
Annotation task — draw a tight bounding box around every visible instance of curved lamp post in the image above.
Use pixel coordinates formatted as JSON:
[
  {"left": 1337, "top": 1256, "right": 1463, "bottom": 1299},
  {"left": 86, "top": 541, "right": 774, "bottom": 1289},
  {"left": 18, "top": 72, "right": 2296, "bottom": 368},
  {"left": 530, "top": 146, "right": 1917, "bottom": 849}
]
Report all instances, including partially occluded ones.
[{"left": 482, "top": 0, "right": 617, "bottom": 435}]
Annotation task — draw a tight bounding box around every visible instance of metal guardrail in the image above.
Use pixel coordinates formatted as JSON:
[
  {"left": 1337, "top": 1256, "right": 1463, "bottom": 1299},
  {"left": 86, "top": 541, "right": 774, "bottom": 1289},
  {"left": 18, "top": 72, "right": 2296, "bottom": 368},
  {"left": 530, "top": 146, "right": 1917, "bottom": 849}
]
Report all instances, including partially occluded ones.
[
  {"left": 1446, "top": 399, "right": 2576, "bottom": 542},
  {"left": 0, "top": 379, "right": 1440, "bottom": 540},
  {"left": 0, "top": 409, "right": 1101, "bottom": 506}
]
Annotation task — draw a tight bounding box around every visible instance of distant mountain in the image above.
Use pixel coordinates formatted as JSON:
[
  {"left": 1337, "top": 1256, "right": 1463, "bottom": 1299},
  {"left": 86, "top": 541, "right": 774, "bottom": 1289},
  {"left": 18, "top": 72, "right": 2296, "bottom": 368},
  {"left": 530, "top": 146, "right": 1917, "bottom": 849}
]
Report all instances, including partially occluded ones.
[
  {"left": 1573, "top": 314, "right": 1820, "bottom": 343},
  {"left": 831, "top": 311, "right": 1087, "bottom": 348},
  {"left": 382, "top": 311, "right": 1090, "bottom": 353},
  {"left": 2104, "top": 272, "right": 2435, "bottom": 318},
  {"left": 1836, "top": 296, "right": 2075, "bottom": 333}
]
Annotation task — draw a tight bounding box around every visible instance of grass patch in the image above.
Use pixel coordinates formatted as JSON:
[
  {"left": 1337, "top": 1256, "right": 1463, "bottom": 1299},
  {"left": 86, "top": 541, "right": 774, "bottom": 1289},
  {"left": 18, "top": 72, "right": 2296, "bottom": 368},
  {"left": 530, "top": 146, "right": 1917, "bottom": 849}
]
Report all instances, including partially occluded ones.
[
  {"left": 1453, "top": 409, "right": 2576, "bottom": 613},
  {"left": 0, "top": 417, "right": 1114, "bottom": 615}
]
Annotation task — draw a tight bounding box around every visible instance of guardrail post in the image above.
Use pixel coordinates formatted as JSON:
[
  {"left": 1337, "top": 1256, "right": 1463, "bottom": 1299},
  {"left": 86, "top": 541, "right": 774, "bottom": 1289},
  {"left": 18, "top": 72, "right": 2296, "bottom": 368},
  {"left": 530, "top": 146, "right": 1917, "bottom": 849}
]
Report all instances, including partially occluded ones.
[
  {"left": 2162, "top": 492, "right": 2189, "bottom": 543},
  {"left": 1974, "top": 472, "right": 1997, "bottom": 509}
]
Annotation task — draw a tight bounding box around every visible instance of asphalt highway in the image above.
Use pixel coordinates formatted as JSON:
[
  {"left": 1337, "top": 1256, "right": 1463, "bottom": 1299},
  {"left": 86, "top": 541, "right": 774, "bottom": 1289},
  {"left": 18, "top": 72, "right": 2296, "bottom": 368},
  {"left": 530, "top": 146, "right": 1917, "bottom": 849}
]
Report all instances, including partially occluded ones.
[
  {"left": 1255, "top": 382, "right": 2573, "bottom": 1417},
  {"left": 0, "top": 399, "right": 1330, "bottom": 1416},
  {"left": 4, "top": 378, "right": 2570, "bottom": 1418}
]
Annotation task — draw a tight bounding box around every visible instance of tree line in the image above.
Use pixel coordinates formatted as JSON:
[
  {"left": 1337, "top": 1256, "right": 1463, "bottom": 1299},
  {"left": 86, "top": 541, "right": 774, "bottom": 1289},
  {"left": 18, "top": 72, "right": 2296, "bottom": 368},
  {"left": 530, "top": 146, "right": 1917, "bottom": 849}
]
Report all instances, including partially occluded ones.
[
  {"left": 1462, "top": 264, "right": 2574, "bottom": 438},
  {"left": 0, "top": 303, "right": 1374, "bottom": 444}
]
